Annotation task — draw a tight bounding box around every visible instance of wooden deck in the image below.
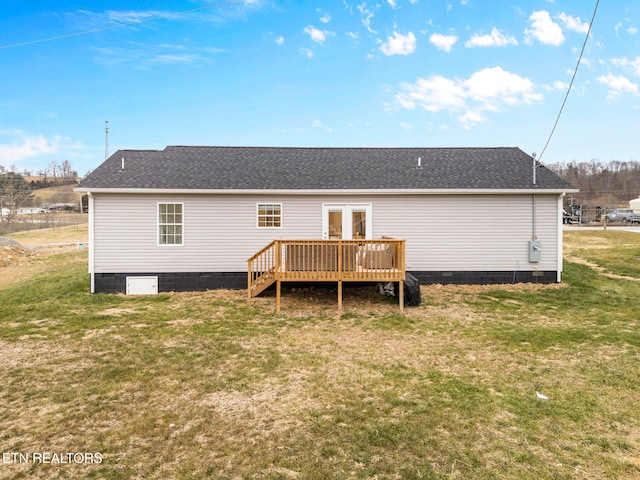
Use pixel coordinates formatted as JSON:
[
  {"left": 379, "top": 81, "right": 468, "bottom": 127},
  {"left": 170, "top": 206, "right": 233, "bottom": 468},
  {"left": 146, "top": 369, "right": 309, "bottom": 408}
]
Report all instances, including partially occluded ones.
[{"left": 247, "top": 239, "right": 406, "bottom": 311}]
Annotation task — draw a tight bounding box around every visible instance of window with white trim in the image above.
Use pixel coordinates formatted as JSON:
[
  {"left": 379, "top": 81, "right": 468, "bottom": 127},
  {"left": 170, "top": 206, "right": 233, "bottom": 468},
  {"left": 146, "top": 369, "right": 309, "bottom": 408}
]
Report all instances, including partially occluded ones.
[
  {"left": 158, "top": 203, "right": 183, "bottom": 245},
  {"left": 257, "top": 203, "right": 282, "bottom": 228}
]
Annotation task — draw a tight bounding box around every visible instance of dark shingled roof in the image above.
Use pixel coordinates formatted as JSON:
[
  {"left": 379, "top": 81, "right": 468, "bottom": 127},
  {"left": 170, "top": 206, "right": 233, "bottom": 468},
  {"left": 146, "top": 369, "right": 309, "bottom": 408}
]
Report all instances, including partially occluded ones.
[{"left": 77, "top": 146, "right": 575, "bottom": 191}]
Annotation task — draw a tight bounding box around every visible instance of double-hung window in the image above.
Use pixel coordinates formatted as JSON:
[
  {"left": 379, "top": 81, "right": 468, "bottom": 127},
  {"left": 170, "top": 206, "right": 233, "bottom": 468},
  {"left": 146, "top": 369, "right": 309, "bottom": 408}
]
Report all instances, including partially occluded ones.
[
  {"left": 158, "top": 203, "right": 183, "bottom": 245},
  {"left": 257, "top": 203, "right": 282, "bottom": 228}
]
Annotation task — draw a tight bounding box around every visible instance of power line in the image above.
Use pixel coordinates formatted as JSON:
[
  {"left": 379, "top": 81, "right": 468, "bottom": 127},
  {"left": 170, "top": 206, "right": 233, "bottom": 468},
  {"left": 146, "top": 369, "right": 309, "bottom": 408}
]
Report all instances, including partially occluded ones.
[
  {"left": 537, "top": 0, "right": 600, "bottom": 163},
  {"left": 0, "top": 1, "right": 240, "bottom": 50}
]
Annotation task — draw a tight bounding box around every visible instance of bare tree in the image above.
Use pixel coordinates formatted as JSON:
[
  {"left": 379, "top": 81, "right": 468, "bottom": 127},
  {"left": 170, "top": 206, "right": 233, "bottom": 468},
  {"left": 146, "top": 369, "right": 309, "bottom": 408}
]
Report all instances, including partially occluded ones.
[
  {"left": 61, "top": 159, "right": 74, "bottom": 178},
  {"left": 47, "top": 160, "right": 60, "bottom": 178},
  {"left": 0, "top": 174, "right": 34, "bottom": 223}
]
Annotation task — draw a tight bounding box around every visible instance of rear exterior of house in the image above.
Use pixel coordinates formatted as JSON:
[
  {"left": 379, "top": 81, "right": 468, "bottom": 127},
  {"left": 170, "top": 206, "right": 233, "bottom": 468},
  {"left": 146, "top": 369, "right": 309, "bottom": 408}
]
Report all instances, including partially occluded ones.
[{"left": 76, "top": 146, "right": 577, "bottom": 294}]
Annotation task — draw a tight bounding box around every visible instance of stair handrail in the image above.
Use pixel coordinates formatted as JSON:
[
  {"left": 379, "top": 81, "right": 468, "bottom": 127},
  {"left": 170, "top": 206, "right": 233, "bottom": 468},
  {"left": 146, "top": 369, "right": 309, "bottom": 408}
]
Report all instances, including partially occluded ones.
[{"left": 247, "top": 240, "right": 279, "bottom": 298}]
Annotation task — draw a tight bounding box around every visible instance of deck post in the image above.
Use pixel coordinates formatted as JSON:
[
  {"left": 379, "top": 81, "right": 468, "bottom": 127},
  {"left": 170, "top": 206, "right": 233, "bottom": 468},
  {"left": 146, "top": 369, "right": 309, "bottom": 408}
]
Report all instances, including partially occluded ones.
[
  {"left": 275, "top": 240, "right": 281, "bottom": 274},
  {"left": 247, "top": 262, "right": 252, "bottom": 299},
  {"left": 276, "top": 279, "right": 281, "bottom": 312},
  {"left": 398, "top": 280, "right": 404, "bottom": 312},
  {"left": 337, "top": 240, "right": 343, "bottom": 311}
]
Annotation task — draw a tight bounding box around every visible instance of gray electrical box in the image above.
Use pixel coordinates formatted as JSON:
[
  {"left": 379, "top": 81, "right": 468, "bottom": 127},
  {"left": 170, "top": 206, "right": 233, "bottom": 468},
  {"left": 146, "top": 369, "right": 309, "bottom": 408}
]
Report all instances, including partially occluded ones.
[{"left": 529, "top": 240, "right": 541, "bottom": 263}]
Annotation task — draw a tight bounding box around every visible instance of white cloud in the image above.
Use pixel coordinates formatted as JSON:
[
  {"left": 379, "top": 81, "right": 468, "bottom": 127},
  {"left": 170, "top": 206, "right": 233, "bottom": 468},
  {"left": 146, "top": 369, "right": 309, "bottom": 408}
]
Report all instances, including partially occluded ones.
[
  {"left": 300, "top": 47, "right": 314, "bottom": 58},
  {"left": 150, "top": 54, "right": 206, "bottom": 64},
  {"left": 457, "top": 110, "right": 485, "bottom": 125},
  {"left": 0, "top": 130, "right": 81, "bottom": 164},
  {"left": 103, "top": 9, "right": 167, "bottom": 24},
  {"left": 274, "top": 35, "right": 284, "bottom": 45},
  {"left": 399, "top": 121, "right": 414, "bottom": 130},
  {"left": 379, "top": 31, "right": 417, "bottom": 56},
  {"left": 319, "top": 13, "right": 331, "bottom": 23},
  {"left": 92, "top": 42, "right": 224, "bottom": 67},
  {"left": 615, "top": 22, "right": 622, "bottom": 36},
  {"left": 611, "top": 56, "right": 640, "bottom": 76},
  {"left": 557, "top": 12, "right": 589, "bottom": 34},
  {"left": 395, "top": 67, "right": 542, "bottom": 126},
  {"left": 304, "top": 25, "right": 334, "bottom": 44},
  {"left": 464, "top": 67, "right": 542, "bottom": 109},
  {"left": 525, "top": 10, "right": 564, "bottom": 46},
  {"left": 628, "top": 26, "right": 638, "bottom": 35},
  {"left": 347, "top": 31, "right": 359, "bottom": 41},
  {"left": 387, "top": 0, "right": 399, "bottom": 9},
  {"left": 542, "top": 80, "right": 570, "bottom": 91},
  {"left": 465, "top": 27, "right": 518, "bottom": 48},
  {"left": 597, "top": 74, "right": 639, "bottom": 100},
  {"left": 357, "top": 4, "right": 376, "bottom": 34},
  {"left": 396, "top": 75, "right": 466, "bottom": 112},
  {"left": 429, "top": 33, "right": 458, "bottom": 52},
  {"left": 312, "top": 120, "right": 333, "bottom": 132}
]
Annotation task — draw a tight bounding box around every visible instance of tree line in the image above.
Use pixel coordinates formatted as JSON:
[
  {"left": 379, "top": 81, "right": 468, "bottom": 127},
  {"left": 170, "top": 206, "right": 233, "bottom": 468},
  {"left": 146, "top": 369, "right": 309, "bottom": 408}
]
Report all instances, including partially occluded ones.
[
  {"left": 0, "top": 159, "right": 78, "bottom": 179},
  {"left": 547, "top": 160, "right": 640, "bottom": 208}
]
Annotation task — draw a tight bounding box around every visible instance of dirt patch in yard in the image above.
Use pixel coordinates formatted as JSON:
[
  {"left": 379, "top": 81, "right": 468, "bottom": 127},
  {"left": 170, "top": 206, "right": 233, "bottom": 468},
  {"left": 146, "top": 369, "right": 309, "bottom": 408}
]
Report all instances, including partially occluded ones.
[
  {"left": 0, "top": 225, "right": 88, "bottom": 290},
  {"left": 0, "top": 238, "right": 42, "bottom": 289}
]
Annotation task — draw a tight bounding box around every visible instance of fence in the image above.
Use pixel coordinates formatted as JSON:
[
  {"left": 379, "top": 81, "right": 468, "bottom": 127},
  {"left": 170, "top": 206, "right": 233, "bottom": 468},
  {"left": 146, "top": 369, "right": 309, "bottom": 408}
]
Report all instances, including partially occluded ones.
[{"left": 0, "top": 212, "right": 88, "bottom": 235}]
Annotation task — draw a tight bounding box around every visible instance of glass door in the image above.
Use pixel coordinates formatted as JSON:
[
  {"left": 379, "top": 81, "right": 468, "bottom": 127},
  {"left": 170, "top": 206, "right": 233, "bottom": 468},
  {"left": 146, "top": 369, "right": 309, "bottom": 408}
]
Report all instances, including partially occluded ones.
[
  {"left": 328, "top": 209, "right": 343, "bottom": 239},
  {"left": 323, "top": 204, "right": 371, "bottom": 240}
]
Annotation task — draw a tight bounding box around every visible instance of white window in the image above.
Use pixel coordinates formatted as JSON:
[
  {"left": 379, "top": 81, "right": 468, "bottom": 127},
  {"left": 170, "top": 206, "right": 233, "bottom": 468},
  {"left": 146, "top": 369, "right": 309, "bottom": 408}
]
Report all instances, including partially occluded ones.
[
  {"left": 257, "top": 203, "right": 282, "bottom": 228},
  {"left": 158, "top": 203, "right": 183, "bottom": 245}
]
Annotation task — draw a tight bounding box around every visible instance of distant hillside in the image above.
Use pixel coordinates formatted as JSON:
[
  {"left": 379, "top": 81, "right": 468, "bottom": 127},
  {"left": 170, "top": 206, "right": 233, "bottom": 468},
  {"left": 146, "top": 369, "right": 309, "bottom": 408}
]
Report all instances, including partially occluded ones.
[
  {"left": 32, "top": 185, "right": 80, "bottom": 207},
  {"left": 26, "top": 176, "right": 78, "bottom": 190}
]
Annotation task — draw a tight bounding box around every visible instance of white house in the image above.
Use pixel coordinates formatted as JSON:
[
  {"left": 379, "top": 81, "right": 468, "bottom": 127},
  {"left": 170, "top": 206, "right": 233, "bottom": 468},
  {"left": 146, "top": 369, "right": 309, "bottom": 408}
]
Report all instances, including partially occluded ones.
[{"left": 75, "top": 146, "right": 578, "bottom": 294}]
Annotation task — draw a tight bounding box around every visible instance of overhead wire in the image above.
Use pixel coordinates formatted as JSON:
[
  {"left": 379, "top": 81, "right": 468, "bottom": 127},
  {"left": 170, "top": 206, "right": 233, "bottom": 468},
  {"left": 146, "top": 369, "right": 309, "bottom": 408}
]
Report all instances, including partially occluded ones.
[
  {"left": 537, "top": 0, "right": 601, "bottom": 162},
  {"left": 0, "top": 1, "right": 241, "bottom": 50}
]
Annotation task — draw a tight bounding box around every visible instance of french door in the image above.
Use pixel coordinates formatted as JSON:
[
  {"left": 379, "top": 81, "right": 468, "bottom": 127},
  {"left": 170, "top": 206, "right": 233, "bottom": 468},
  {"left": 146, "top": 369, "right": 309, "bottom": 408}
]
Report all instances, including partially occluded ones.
[{"left": 322, "top": 204, "right": 372, "bottom": 240}]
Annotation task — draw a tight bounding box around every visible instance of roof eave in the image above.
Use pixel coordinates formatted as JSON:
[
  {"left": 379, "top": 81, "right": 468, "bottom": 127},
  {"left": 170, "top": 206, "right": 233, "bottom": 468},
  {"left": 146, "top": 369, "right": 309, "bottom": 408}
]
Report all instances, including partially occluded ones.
[{"left": 75, "top": 187, "right": 579, "bottom": 195}]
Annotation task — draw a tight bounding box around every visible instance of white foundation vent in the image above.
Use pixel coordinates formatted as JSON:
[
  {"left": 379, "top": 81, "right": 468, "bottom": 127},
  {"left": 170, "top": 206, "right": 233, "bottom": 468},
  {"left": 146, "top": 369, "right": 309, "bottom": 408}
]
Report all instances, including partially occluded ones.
[{"left": 126, "top": 276, "right": 158, "bottom": 295}]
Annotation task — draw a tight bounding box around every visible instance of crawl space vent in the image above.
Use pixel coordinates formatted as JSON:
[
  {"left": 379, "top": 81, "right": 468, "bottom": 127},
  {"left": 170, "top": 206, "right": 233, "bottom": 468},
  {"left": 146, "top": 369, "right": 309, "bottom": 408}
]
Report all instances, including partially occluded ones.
[{"left": 126, "top": 276, "right": 158, "bottom": 295}]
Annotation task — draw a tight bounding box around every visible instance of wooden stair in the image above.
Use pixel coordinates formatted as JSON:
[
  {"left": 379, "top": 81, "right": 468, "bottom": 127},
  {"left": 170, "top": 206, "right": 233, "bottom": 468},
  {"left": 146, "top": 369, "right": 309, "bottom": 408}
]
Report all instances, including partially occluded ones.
[{"left": 249, "top": 268, "right": 276, "bottom": 297}]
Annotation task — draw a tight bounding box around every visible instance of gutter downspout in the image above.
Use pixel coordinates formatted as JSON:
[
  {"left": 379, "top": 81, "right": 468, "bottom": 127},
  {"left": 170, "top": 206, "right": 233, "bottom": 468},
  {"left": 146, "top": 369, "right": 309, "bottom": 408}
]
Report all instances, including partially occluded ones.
[
  {"left": 88, "top": 192, "right": 95, "bottom": 293},
  {"left": 558, "top": 193, "right": 565, "bottom": 282},
  {"left": 532, "top": 152, "right": 537, "bottom": 242},
  {"left": 532, "top": 194, "right": 537, "bottom": 241}
]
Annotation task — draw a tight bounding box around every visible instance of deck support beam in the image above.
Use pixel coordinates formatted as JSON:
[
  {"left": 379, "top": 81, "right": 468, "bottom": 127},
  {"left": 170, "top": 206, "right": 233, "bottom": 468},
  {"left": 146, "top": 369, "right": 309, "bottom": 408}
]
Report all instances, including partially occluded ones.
[{"left": 337, "top": 280, "right": 343, "bottom": 311}]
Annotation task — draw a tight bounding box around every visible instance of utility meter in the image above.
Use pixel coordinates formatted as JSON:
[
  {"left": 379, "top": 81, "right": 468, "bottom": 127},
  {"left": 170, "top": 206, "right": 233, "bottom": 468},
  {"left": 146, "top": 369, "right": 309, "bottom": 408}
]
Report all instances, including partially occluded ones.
[{"left": 529, "top": 240, "right": 541, "bottom": 263}]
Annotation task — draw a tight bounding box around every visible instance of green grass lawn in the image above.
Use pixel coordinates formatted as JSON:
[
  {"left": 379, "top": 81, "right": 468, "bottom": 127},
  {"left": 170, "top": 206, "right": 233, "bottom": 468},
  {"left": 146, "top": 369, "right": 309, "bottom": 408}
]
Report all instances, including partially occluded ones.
[{"left": 1, "top": 230, "right": 639, "bottom": 479}]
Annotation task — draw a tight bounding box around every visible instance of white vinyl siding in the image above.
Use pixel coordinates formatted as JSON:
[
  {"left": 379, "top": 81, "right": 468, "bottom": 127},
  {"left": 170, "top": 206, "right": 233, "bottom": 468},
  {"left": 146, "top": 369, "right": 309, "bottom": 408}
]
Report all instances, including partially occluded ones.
[{"left": 92, "top": 193, "right": 561, "bottom": 274}]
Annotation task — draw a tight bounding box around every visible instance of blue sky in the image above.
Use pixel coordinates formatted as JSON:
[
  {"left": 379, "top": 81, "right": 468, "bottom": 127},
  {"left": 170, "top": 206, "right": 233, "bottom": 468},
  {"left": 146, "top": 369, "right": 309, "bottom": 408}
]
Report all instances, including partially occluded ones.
[{"left": 1, "top": 0, "right": 638, "bottom": 175}]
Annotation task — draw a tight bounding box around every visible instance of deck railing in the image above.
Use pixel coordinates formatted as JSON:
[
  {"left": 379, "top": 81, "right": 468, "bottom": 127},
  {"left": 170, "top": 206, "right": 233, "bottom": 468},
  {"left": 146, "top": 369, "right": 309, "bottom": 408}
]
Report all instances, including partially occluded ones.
[{"left": 248, "top": 239, "right": 406, "bottom": 311}]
